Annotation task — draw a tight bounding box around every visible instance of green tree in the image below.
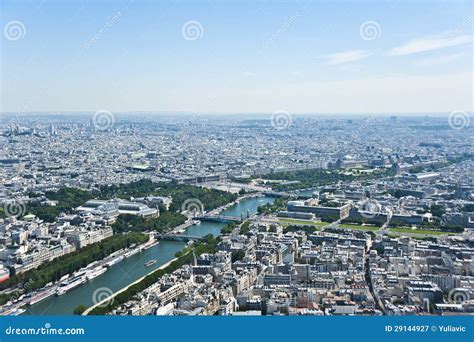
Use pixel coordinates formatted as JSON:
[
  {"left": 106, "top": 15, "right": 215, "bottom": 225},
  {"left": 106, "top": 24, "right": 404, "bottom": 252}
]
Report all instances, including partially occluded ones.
[
  {"left": 0, "top": 232, "right": 147, "bottom": 304},
  {"left": 73, "top": 305, "right": 87, "bottom": 315}
]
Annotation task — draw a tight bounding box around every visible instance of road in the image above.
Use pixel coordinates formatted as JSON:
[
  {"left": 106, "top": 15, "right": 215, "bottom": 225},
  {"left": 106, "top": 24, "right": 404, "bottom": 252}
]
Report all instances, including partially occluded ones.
[{"left": 364, "top": 247, "right": 387, "bottom": 315}]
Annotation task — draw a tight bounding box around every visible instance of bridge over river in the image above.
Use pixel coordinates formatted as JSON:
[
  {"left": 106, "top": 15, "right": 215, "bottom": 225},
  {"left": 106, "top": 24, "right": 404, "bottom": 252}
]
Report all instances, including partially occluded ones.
[
  {"left": 160, "top": 234, "right": 203, "bottom": 242},
  {"left": 194, "top": 214, "right": 242, "bottom": 223}
]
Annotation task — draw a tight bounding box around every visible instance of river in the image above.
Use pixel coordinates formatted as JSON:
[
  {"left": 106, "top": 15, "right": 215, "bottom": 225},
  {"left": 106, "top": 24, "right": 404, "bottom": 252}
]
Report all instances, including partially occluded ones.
[{"left": 24, "top": 196, "right": 274, "bottom": 315}]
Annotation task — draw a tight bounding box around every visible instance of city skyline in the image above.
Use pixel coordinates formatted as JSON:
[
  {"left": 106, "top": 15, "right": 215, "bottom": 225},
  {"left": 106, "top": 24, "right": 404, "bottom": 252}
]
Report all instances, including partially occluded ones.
[
  {"left": 1, "top": 113, "right": 473, "bottom": 318},
  {"left": 1, "top": 1, "right": 473, "bottom": 340},
  {"left": 1, "top": 0, "right": 473, "bottom": 114}
]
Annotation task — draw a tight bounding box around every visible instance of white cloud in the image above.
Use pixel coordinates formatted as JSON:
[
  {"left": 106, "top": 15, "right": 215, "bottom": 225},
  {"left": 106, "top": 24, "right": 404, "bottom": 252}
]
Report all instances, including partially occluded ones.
[
  {"left": 389, "top": 33, "right": 471, "bottom": 56},
  {"left": 323, "top": 50, "right": 371, "bottom": 65},
  {"left": 415, "top": 52, "right": 468, "bottom": 67}
]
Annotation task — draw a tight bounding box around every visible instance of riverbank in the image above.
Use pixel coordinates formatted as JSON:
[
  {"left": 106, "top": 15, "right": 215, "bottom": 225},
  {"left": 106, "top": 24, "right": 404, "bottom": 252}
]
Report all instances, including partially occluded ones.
[
  {"left": 0, "top": 232, "right": 149, "bottom": 315},
  {"left": 206, "top": 192, "right": 261, "bottom": 215},
  {"left": 22, "top": 195, "right": 275, "bottom": 315},
  {"left": 82, "top": 257, "right": 178, "bottom": 315}
]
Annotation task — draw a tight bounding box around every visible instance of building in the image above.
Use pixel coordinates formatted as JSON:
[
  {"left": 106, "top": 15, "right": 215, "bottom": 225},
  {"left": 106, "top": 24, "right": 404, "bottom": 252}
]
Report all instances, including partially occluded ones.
[
  {"left": 287, "top": 201, "right": 351, "bottom": 221},
  {"left": 77, "top": 199, "right": 159, "bottom": 218},
  {"left": 64, "top": 227, "right": 113, "bottom": 249}
]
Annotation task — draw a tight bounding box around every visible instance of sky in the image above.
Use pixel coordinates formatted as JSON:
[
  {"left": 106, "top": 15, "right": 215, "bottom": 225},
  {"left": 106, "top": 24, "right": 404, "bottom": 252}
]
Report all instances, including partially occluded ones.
[{"left": 0, "top": 0, "right": 472, "bottom": 114}]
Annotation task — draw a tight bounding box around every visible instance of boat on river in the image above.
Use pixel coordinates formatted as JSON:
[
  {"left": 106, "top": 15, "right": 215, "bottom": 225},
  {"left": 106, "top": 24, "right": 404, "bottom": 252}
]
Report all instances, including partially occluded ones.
[{"left": 144, "top": 259, "right": 157, "bottom": 267}]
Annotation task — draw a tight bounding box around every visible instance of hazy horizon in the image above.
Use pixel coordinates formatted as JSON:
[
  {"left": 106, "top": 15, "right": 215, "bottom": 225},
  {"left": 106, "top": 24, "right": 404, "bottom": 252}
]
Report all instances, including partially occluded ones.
[
  {"left": 1, "top": 0, "right": 473, "bottom": 114},
  {"left": 1, "top": 111, "right": 472, "bottom": 118}
]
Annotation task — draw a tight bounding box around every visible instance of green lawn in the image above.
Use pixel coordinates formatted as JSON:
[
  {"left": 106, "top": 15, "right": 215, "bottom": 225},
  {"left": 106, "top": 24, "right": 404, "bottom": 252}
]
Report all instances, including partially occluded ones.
[
  {"left": 337, "top": 223, "right": 380, "bottom": 231},
  {"left": 278, "top": 218, "right": 326, "bottom": 227},
  {"left": 390, "top": 228, "right": 453, "bottom": 236}
]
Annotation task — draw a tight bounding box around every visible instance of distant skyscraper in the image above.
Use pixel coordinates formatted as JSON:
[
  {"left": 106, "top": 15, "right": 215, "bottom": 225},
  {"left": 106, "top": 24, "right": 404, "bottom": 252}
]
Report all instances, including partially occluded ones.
[{"left": 49, "top": 124, "right": 56, "bottom": 136}]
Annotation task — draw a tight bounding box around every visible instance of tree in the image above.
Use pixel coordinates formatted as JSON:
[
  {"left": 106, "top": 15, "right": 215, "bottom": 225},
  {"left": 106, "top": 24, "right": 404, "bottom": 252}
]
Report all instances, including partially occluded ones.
[
  {"left": 232, "top": 250, "right": 246, "bottom": 262},
  {"left": 0, "top": 232, "right": 148, "bottom": 304},
  {"left": 430, "top": 205, "right": 446, "bottom": 218},
  {"left": 73, "top": 305, "right": 87, "bottom": 315}
]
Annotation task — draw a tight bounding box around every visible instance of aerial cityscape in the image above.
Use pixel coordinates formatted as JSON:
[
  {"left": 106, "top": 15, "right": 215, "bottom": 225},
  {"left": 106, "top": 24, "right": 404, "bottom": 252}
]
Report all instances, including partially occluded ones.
[
  {"left": 0, "top": 0, "right": 473, "bottom": 327},
  {"left": 0, "top": 112, "right": 472, "bottom": 316}
]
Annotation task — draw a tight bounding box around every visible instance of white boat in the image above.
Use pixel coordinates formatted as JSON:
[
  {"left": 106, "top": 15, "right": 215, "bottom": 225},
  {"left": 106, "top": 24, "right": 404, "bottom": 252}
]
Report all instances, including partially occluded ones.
[
  {"left": 124, "top": 248, "right": 140, "bottom": 258},
  {"left": 73, "top": 270, "right": 87, "bottom": 278},
  {"left": 144, "top": 259, "right": 157, "bottom": 267},
  {"left": 109, "top": 249, "right": 124, "bottom": 258},
  {"left": 56, "top": 277, "right": 87, "bottom": 296},
  {"left": 59, "top": 274, "right": 70, "bottom": 282},
  {"left": 86, "top": 261, "right": 100, "bottom": 269},
  {"left": 105, "top": 255, "right": 124, "bottom": 267},
  {"left": 27, "top": 290, "right": 55, "bottom": 305},
  {"left": 86, "top": 267, "right": 107, "bottom": 281},
  {"left": 144, "top": 241, "right": 159, "bottom": 250},
  {"left": 11, "top": 308, "right": 26, "bottom": 316}
]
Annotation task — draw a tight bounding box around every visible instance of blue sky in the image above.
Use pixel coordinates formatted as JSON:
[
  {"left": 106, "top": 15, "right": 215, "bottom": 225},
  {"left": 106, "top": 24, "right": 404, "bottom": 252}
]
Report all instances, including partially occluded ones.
[{"left": 1, "top": 0, "right": 472, "bottom": 114}]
